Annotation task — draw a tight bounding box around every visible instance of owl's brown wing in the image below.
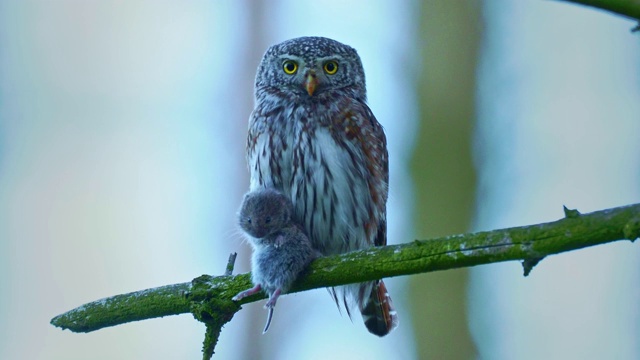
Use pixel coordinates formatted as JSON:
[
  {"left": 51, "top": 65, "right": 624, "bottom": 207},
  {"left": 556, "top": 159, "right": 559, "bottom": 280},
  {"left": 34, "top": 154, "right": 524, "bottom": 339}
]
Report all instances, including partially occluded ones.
[
  {"left": 363, "top": 106, "right": 389, "bottom": 248},
  {"left": 330, "top": 98, "right": 389, "bottom": 247},
  {"left": 362, "top": 106, "right": 389, "bottom": 248},
  {"left": 332, "top": 101, "right": 397, "bottom": 336}
]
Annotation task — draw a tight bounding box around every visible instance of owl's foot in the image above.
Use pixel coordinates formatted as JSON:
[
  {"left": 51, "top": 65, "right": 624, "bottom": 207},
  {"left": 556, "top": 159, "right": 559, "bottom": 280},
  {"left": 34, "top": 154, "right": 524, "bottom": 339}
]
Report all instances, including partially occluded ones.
[{"left": 232, "top": 284, "right": 262, "bottom": 301}]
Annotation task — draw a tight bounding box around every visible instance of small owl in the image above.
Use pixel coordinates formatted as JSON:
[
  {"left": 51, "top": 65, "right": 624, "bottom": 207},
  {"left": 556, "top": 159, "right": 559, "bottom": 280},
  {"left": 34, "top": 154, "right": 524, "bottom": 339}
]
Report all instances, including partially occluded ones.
[{"left": 246, "top": 36, "right": 398, "bottom": 336}]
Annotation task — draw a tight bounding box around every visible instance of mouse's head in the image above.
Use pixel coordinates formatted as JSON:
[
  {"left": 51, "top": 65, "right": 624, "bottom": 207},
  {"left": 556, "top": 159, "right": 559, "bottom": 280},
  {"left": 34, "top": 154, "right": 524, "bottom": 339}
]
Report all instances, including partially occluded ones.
[{"left": 238, "top": 188, "right": 293, "bottom": 239}]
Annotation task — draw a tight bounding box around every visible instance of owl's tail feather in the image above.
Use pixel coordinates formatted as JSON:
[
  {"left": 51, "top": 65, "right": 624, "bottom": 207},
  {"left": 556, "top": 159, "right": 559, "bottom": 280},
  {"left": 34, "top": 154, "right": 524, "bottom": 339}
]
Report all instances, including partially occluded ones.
[
  {"left": 359, "top": 280, "right": 398, "bottom": 337},
  {"left": 328, "top": 287, "right": 353, "bottom": 319}
]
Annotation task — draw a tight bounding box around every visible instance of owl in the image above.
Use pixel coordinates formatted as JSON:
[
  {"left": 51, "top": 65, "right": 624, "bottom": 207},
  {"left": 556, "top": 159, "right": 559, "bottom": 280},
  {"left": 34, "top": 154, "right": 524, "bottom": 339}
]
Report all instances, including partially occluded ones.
[{"left": 246, "top": 36, "right": 398, "bottom": 336}]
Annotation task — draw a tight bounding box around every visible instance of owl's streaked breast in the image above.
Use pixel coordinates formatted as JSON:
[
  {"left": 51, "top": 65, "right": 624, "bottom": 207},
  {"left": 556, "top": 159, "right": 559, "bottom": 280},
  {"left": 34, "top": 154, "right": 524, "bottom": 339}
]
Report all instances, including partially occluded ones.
[
  {"left": 291, "top": 126, "right": 373, "bottom": 254},
  {"left": 249, "top": 92, "right": 375, "bottom": 255}
]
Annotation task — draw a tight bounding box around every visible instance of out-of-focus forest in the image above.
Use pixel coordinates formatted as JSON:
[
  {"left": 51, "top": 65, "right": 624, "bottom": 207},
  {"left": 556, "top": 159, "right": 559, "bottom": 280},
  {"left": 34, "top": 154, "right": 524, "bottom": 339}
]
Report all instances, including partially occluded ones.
[{"left": 1, "top": 1, "right": 638, "bottom": 359}]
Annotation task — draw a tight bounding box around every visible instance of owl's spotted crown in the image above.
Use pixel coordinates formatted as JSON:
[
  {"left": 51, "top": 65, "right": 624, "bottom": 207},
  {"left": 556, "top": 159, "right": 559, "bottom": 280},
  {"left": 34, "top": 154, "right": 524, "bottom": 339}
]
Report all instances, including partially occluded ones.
[{"left": 268, "top": 37, "right": 358, "bottom": 60}]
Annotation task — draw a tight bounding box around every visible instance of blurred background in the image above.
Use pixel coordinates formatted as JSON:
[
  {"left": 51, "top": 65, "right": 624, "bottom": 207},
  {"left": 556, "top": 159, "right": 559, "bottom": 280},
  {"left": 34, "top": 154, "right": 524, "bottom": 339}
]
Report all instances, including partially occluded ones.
[{"left": 1, "top": 0, "right": 639, "bottom": 359}]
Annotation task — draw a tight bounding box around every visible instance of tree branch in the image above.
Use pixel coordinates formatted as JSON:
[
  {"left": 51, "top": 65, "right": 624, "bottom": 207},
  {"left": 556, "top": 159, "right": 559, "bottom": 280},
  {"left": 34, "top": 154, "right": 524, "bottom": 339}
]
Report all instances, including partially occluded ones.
[
  {"left": 51, "top": 203, "right": 640, "bottom": 358},
  {"left": 558, "top": 0, "right": 640, "bottom": 21}
]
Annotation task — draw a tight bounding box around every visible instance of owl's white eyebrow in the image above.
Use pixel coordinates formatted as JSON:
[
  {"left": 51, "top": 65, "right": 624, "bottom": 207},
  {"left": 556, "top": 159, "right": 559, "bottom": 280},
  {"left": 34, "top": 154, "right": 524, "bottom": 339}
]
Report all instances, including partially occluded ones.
[{"left": 279, "top": 55, "right": 303, "bottom": 62}]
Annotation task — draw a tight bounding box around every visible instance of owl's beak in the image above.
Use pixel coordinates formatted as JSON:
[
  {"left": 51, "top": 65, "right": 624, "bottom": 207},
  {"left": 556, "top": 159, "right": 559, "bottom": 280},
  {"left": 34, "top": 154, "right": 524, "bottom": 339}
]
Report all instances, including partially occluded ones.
[{"left": 304, "top": 72, "right": 318, "bottom": 96}]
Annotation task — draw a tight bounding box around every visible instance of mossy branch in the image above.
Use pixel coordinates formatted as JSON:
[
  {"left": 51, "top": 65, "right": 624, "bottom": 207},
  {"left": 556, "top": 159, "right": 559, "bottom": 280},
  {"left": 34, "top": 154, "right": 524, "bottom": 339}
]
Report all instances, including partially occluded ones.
[
  {"left": 559, "top": 0, "right": 640, "bottom": 20},
  {"left": 51, "top": 203, "right": 640, "bottom": 358}
]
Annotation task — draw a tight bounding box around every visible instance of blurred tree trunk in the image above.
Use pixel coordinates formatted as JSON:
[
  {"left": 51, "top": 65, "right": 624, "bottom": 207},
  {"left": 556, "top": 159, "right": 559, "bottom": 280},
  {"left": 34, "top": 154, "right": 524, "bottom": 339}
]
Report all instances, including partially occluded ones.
[{"left": 410, "top": 1, "right": 481, "bottom": 358}]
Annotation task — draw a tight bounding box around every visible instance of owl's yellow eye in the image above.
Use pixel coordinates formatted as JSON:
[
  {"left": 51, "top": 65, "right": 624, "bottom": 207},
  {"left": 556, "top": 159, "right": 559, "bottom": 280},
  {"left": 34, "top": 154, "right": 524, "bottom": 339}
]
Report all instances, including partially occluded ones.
[
  {"left": 323, "top": 61, "right": 338, "bottom": 75},
  {"left": 283, "top": 60, "right": 298, "bottom": 74}
]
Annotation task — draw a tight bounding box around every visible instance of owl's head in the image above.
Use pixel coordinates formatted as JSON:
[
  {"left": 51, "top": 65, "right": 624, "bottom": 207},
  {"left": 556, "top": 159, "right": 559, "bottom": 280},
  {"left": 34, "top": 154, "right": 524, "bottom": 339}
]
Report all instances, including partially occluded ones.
[{"left": 255, "top": 37, "right": 366, "bottom": 101}]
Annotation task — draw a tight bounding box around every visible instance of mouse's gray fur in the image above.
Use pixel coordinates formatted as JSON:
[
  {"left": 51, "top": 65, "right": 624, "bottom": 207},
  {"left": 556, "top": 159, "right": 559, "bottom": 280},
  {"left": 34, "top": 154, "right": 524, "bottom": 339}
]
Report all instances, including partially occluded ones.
[{"left": 233, "top": 188, "right": 318, "bottom": 333}]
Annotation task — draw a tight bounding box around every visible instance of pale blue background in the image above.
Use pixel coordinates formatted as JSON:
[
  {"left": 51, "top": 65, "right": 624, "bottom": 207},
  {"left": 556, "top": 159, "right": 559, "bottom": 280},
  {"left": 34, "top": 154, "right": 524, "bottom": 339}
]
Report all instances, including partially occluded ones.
[{"left": 0, "top": 1, "right": 638, "bottom": 359}]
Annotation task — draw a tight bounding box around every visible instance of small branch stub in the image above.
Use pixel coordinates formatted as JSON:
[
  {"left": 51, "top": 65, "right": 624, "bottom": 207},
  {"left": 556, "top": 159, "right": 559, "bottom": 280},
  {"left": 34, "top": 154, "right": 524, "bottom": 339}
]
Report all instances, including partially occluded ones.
[
  {"left": 225, "top": 252, "right": 238, "bottom": 276},
  {"left": 522, "top": 257, "right": 545, "bottom": 277},
  {"left": 199, "top": 252, "right": 240, "bottom": 360},
  {"left": 563, "top": 205, "right": 581, "bottom": 219}
]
